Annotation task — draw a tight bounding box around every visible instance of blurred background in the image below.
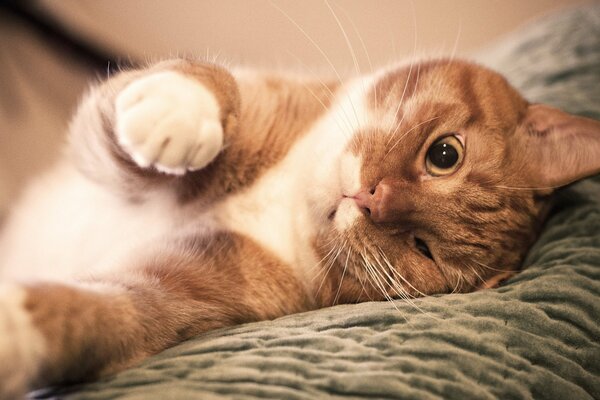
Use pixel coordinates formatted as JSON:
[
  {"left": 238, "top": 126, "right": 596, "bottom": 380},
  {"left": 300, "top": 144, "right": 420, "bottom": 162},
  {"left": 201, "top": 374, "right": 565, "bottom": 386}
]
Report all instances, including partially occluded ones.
[{"left": 0, "top": 0, "right": 589, "bottom": 216}]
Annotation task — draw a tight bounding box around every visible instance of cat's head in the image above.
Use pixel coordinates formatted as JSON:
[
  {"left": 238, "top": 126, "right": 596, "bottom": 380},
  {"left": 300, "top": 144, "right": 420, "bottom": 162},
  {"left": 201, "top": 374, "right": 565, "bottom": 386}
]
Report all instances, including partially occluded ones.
[{"left": 315, "top": 59, "right": 600, "bottom": 305}]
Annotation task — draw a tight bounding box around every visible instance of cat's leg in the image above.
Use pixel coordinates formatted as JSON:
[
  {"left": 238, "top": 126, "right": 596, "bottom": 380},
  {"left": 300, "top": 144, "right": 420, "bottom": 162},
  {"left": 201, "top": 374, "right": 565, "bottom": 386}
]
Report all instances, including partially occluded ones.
[
  {"left": 69, "top": 59, "right": 239, "bottom": 191},
  {"left": 0, "top": 233, "right": 312, "bottom": 398}
]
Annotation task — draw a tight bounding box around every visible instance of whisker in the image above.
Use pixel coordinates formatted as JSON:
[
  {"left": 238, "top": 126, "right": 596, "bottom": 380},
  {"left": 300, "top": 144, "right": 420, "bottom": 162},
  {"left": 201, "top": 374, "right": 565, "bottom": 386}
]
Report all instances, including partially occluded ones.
[
  {"left": 492, "top": 184, "right": 562, "bottom": 191},
  {"left": 450, "top": 270, "right": 465, "bottom": 294},
  {"left": 469, "top": 265, "right": 486, "bottom": 286},
  {"left": 286, "top": 50, "right": 353, "bottom": 140},
  {"left": 269, "top": 1, "right": 344, "bottom": 86},
  {"left": 385, "top": 61, "right": 423, "bottom": 145},
  {"left": 285, "top": 56, "right": 336, "bottom": 102},
  {"left": 300, "top": 79, "right": 350, "bottom": 134},
  {"left": 363, "top": 256, "right": 410, "bottom": 321},
  {"left": 385, "top": 115, "right": 440, "bottom": 158},
  {"left": 449, "top": 19, "right": 463, "bottom": 62},
  {"left": 362, "top": 248, "right": 400, "bottom": 304},
  {"left": 384, "top": 59, "right": 415, "bottom": 147},
  {"left": 269, "top": 0, "right": 364, "bottom": 136},
  {"left": 384, "top": 0, "right": 419, "bottom": 142},
  {"left": 283, "top": 50, "right": 338, "bottom": 102},
  {"left": 322, "top": 0, "right": 363, "bottom": 134},
  {"left": 284, "top": 50, "right": 354, "bottom": 137},
  {"left": 308, "top": 240, "right": 338, "bottom": 275},
  {"left": 450, "top": 273, "right": 462, "bottom": 294},
  {"left": 312, "top": 237, "right": 343, "bottom": 279},
  {"left": 371, "top": 248, "right": 439, "bottom": 319},
  {"left": 315, "top": 239, "right": 347, "bottom": 295},
  {"left": 325, "top": 0, "right": 361, "bottom": 78},
  {"left": 354, "top": 263, "right": 373, "bottom": 302},
  {"left": 334, "top": 2, "right": 376, "bottom": 103},
  {"left": 333, "top": 247, "right": 351, "bottom": 305},
  {"left": 472, "top": 260, "right": 509, "bottom": 273},
  {"left": 360, "top": 249, "right": 400, "bottom": 311},
  {"left": 370, "top": 250, "right": 412, "bottom": 303}
]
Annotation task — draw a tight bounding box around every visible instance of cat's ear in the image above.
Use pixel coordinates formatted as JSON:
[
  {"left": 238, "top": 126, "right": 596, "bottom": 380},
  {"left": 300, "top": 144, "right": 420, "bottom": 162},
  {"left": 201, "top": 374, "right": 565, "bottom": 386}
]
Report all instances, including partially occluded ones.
[{"left": 515, "top": 104, "right": 600, "bottom": 189}]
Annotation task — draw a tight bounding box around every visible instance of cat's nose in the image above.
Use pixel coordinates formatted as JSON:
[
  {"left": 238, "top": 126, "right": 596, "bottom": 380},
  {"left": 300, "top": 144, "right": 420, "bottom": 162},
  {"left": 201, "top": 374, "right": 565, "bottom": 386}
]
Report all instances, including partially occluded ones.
[{"left": 352, "top": 182, "right": 389, "bottom": 223}]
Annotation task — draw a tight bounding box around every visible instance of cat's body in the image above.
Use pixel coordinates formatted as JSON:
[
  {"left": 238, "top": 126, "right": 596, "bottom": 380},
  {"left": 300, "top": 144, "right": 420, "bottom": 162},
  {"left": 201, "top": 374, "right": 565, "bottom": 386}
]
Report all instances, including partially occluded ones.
[{"left": 0, "top": 58, "right": 599, "bottom": 398}]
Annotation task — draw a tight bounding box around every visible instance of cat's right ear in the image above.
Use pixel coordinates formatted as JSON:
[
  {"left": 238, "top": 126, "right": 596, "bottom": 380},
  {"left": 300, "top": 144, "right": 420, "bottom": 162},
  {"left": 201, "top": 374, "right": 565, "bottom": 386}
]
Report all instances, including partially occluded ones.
[{"left": 514, "top": 104, "right": 600, "bottom": 190}]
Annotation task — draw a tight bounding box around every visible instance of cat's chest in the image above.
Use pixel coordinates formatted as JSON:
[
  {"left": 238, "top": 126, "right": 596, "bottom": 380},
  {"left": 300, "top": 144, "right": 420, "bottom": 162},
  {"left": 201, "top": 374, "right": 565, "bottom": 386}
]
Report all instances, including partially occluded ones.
[
  {"left": 213, "top": 79, "right": 372, "bottom": 287},
  {"left": 214, "top": 149, "right": 319, "bottom": 289}
]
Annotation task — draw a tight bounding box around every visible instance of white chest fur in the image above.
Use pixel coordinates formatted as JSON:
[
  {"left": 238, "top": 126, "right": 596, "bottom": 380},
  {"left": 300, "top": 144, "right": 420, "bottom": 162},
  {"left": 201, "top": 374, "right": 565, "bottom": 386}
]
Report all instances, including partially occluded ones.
[{"left": 215, "top": 76, "right": 373, "bottom": 292}]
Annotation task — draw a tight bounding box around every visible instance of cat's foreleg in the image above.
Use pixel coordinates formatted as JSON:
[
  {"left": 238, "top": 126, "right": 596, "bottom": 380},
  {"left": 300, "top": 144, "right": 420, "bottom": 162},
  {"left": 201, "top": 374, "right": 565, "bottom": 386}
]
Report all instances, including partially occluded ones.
[
  {"left": 0, "top": 268, "right": 241, "bottom": 398},
  {"left": 0, "top": 233, "right": 313, "bottom": 398},
  {"left": 69, "top": 60, "right": 240, "bottom": 189}
]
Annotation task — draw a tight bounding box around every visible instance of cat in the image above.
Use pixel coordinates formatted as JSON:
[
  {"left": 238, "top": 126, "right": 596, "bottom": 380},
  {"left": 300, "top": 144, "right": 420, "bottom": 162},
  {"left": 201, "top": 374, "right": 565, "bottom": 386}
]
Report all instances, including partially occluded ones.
[{"left": 0, "top": 57, "right": 599, "bottom": 398}]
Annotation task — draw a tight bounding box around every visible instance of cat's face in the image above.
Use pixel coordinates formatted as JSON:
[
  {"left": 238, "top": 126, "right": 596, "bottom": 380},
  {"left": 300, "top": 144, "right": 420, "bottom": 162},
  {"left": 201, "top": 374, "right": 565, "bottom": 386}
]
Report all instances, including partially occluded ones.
[{"left": 314, "top": 60, "right": 572, "bottom": 305}]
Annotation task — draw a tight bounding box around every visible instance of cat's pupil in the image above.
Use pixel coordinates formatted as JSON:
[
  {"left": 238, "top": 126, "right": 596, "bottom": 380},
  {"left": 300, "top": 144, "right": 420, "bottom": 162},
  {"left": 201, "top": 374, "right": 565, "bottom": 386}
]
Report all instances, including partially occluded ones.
[{"left": 428, "top": 142, "right": 459, "bottom": 169}]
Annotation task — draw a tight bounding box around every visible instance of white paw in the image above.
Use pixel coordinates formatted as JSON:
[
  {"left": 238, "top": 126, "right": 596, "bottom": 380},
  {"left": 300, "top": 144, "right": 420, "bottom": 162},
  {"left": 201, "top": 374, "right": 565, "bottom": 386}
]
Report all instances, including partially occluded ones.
[
  {"left": 115, "top": 71, "right": 223, "bottom": 175},
  {"left": 0, "top": 286, "right": 46, "bottom": 399}
]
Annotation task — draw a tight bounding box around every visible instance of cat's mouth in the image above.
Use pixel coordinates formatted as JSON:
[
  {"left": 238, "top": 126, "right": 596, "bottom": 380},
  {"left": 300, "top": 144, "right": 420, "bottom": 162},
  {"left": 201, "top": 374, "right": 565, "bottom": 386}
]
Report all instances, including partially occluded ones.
[
  {"left": 327, "top": 207, "right": 337, "bottom": 220},
  {"left": 326, "top": 194, "right": 355, "bottom": 221},
  {"left": 325, "top": 191, "right": 345, "bottom": 221}
]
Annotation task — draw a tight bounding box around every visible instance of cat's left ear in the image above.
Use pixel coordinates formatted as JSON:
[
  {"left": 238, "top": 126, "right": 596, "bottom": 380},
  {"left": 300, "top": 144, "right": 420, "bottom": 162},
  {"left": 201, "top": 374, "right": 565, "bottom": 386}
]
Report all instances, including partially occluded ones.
[{"left": 516, "top": 104, "right": 600, "bottom": 189}]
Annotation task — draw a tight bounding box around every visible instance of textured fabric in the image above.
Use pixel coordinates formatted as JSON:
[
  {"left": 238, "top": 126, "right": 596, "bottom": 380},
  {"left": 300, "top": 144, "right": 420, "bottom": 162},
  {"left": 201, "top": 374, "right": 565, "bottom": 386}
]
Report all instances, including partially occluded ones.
[{"left": 45, "top": 5, "right": 600, "bottom": 400}]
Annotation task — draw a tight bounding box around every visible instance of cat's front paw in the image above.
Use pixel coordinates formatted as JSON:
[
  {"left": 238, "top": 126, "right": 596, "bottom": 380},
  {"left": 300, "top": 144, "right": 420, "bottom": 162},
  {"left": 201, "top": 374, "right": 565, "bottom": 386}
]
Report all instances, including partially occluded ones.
[{"left": 115, "top": 71, "right": 224, "bottom": 175}]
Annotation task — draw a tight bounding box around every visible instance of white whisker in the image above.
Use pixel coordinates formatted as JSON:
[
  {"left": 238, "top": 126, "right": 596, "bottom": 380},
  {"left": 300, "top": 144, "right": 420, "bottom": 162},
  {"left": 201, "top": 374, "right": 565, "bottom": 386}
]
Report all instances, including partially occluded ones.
[
  {"left": 308, "top": 239, "right": 338, "bottom": 275},
  {"left": 323, "top": 0, "right": 363, "bottom": 135},
  {"left": 315, "top": 239, "right": 347, "bottom": 296},
  {"left": 449, "top": 20, "right": 463, "bottom": 62},
  {"left": 384, "top": 0, "right": 419, "bottom": 141},
  {"left": 384, "top": 59, "right": 415, "bottom": 146},
  {"left": 333, "top": 248, "right": 351, "bottom": 305},
  {"left": 385, "top": 115, "right": 440, "bottom": 158},
  {"left": 335, "top": 2, "right": 376, "bottom": 100},
  {"left": 472, "top": 260, "right": 509, "bottom": 273},
  {"left": 360, "top": 249, "right": 399, "bottom": 310},
  {"left": 324, "top": 0, "right": 361, "bottom": 78},
  {"left": 269, "top": 1, "right": 361, "bottom": 137},
  {"left": 269, "top": 1, "right": 344, "bottom": 85},
  {"left": 469, "top": 265, "right": 486, "bottom": 286},
  {"left": 372, "top": 249, "right": 438, "bottom": 318},
  {"left": 492, "top": 184, "right": 562, "bottom": 191}
]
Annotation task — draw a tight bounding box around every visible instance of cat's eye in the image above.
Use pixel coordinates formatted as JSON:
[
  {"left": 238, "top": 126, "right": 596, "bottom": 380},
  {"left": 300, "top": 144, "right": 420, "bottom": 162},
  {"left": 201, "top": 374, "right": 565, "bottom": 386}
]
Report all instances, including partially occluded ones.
[
  {"left": 415, "top": 237, "right": 434, "bottom": 260},
  {"left": 425, "top": 135, "right": 464, "bottom": 176}
]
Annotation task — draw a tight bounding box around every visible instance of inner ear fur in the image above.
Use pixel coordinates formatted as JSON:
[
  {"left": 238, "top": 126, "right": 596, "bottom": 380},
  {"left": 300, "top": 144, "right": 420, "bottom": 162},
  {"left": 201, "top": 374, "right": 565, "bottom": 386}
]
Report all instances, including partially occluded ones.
[{"left": 514, "top": 104, "right": 600, "bottom": 190}]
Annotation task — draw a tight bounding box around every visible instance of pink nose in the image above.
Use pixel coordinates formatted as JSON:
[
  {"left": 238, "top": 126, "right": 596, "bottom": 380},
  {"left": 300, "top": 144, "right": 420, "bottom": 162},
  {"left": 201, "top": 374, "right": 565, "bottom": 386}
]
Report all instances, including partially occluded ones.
[{"left": 352, "top": 183, "right": 388, "bottom": 223}]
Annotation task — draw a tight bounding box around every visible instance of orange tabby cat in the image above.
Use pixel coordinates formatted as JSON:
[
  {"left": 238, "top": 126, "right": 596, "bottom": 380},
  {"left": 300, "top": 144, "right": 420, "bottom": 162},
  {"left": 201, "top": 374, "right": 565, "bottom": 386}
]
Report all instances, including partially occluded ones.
[{"left": 0, "top": 58, "right": 599, "bottom": 397}]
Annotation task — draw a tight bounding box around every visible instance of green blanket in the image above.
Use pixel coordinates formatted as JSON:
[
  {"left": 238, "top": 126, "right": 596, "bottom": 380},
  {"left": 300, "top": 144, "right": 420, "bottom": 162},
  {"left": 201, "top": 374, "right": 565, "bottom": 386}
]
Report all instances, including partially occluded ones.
[{"left": 46, "top": 5, "right": 600, "bottom": 400}]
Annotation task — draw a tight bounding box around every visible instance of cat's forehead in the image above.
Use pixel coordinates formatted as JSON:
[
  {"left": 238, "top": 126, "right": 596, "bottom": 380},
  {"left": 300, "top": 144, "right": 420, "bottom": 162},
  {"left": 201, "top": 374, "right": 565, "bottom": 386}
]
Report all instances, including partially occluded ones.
[{"left": 367, "top": 59, "right": 527, "bottom": 132}]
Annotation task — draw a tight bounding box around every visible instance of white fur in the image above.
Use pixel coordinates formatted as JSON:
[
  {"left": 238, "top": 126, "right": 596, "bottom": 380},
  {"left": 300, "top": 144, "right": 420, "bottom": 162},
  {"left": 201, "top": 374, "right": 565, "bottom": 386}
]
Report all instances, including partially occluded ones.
[
  {"left": 0, "top": 72, "right": 376, "bottom": 299},
  {"left": 217, "top": 76, "right": 374, "bottom": 291},
  {"left": 335, "top": 198, "right": 363, "bottom": 232},
  {"left": 0, "top": 163, "right": 210, "bottom": 282},
  {"left": 334, "top": 153, "right": 363, "bottom": 231},
  {"left": 115, "top": 71, "right": 223, "bottom": 175},
  {"left": 0, "top": 285, "right": 46, "bottom": 400},
  {"left": 338, "top": 152, "right": 363, "bottom": 197}
]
